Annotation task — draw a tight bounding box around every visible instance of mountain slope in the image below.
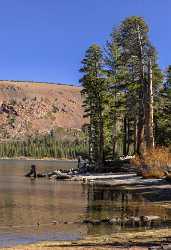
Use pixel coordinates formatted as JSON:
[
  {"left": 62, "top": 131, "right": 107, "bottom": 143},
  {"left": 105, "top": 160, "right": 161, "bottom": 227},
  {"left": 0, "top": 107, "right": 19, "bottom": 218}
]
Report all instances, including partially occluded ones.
[{"left": 0, "top": 80, "right": 86, "bottom": 140}]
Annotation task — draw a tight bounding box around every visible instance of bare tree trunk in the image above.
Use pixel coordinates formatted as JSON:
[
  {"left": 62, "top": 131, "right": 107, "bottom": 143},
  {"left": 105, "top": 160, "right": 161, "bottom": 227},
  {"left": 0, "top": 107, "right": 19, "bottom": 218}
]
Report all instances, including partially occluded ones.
[
  {"left": 136, "top": 25, "right": 145, "bottom": 155},
  {"left": 145, "top": 58, "right": 154, "bottom": 149}
]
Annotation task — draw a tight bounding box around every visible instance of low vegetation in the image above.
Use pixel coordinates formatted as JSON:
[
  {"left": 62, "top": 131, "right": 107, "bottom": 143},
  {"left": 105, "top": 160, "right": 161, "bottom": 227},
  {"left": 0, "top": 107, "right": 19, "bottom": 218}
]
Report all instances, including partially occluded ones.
[{"left": 131, "top": 147, "right": 171, "bottom": 178}]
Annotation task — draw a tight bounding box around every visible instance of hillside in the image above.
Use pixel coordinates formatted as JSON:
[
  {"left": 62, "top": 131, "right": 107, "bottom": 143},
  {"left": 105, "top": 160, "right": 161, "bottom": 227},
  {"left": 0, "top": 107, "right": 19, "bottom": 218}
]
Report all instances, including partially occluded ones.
[{"left": 0, "top": 80, "right": 86, "bottom": 140}]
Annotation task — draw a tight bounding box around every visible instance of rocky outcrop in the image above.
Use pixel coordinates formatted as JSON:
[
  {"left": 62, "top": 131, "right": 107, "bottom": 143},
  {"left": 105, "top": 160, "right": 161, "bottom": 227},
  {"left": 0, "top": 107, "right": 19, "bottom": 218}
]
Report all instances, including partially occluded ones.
[
  {"left": 0, "top": 80, "right": 86, "bottom": 140},
  {"left": 0, "top": 103, "right": 18, "bottom": 115}
]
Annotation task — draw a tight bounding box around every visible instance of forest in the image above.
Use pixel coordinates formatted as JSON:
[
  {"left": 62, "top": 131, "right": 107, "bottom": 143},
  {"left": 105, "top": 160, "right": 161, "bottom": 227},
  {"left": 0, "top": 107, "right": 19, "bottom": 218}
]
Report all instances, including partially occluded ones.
[
  {"left": 80, "top": 16, "right": 171, "bottom": 169},
  {"left": 0, "top": 129, "right": 88, "bottom": 159}
]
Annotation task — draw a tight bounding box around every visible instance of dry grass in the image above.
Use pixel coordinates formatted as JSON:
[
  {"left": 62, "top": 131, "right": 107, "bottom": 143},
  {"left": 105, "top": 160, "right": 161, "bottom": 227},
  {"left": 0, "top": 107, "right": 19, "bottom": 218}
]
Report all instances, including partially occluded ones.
[{"left": 131, "top": 147, "right": 171, "bottom": 178}]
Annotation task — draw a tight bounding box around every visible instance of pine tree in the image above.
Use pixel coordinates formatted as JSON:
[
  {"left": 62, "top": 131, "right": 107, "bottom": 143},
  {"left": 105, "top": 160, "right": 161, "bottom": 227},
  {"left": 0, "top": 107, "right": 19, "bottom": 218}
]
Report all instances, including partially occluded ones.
[
  {"left": 106, "top": 16, "right": 162, "bottom": 155},
  {"left": 155, "top": 66, "right": 171, "bottom": 145},
  {"left": 80, "top": 44, "right": 109, "bottom": 168}
]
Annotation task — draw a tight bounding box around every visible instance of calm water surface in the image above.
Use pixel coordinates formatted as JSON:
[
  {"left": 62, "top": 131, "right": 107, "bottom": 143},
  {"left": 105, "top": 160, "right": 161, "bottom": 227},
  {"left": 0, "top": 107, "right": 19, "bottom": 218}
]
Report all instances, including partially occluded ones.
[{"left": 0, "top": 159, "right": 171, "bottom": 247}]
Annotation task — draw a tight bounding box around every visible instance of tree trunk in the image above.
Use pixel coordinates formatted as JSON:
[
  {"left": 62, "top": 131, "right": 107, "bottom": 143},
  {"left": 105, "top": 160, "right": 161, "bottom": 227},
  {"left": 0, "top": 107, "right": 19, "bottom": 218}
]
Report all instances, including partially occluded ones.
[
  {"left": 126, "top": 118, "right": 131, "bottom": 155},
  {"left": 145, "top": 58, "right": 154, "bottom": 149},
  {"left": 137, "top": 88, "right": 145, "bottom": 155},
  {"left": 123, "top": 116, "right": 127, "bottom": 156},
  {"left": 88, "top": 123, "right": 93, "bottom": 164},
  {"left": 136, "top": 25, "right": 146, "bottom": 155},
  {"left": 112, "top": 114, "right": 116, "bottom": 159},
  {"left": 97, "top": 98, "right": 104, "bottom": 169},
  {"left": 99, "top": 115, "right": 104, "bottom": 168},
  {"left": 134, "top": 119, "right": 138, "bottom": 154}
]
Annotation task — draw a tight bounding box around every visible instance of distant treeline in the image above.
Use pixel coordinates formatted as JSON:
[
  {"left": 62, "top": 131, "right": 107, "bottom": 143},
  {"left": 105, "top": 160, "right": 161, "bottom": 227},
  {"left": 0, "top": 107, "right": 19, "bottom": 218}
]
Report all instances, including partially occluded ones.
[
  {"left": 0, "top": 79, "right": 75, "bottom": 87},
  {"left": 0, "top": 133, "right": 88, "bottom": 159}
]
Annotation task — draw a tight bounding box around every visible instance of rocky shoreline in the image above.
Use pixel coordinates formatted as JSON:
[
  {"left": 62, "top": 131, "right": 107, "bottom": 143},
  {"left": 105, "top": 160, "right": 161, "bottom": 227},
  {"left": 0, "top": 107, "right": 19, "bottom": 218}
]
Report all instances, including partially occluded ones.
[{"left": 30, "top": 167, "right": 167, "bottom": 187}]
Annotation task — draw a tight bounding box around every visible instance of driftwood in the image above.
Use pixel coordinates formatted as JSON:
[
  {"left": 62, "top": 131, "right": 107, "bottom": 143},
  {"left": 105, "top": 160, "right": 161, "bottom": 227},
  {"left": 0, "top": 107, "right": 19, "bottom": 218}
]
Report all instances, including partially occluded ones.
[{"left": 25, "top": 165, "right": 37, "bottom": 178}]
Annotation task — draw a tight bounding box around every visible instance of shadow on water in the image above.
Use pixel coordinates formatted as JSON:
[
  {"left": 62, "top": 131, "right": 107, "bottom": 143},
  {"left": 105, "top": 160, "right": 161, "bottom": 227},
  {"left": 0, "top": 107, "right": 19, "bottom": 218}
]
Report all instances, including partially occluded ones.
[{"left": 0, "top": 159, "right": 171, "bottom": 246}]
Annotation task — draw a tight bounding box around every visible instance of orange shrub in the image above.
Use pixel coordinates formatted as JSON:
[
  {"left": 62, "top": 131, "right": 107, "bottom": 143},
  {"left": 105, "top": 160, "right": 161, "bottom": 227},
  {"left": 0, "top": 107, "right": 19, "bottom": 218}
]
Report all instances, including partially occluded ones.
[{"left": 131, "top": 147, "right": 171, "bottom": 179}]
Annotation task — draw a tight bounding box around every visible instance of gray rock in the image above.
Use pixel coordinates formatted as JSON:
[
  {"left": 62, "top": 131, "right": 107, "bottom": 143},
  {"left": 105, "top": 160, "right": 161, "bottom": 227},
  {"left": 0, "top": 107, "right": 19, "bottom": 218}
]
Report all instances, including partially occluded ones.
[{"left": 109, "top": 218, "right": 120, "bottom": 224}]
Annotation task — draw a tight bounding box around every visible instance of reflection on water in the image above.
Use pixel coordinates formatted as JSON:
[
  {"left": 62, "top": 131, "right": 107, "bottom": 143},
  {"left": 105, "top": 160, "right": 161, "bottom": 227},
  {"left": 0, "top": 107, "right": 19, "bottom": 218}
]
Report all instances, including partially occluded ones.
[
  {"left": 86, "top": 185, "right": 171, "bottom": 235},
  {"left": 0, "top": 159, "right": 86, "bottom": 247},
  {"left": 0, "top": 159, "right": 171, "bottom": 247}
]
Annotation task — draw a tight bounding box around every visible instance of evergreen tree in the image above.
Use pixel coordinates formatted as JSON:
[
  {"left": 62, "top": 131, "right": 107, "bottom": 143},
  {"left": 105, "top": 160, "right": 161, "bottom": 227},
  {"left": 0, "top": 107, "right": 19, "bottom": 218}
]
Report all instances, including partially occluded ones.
[
  {"left": 106, "top": 16, "right": 163, "bottom": 155},
  {"left": 155, "top": 66, "right": 171, "bottom": 145},
  {"left": 80, "top": 44, "right": 109, "bottom": 168}
]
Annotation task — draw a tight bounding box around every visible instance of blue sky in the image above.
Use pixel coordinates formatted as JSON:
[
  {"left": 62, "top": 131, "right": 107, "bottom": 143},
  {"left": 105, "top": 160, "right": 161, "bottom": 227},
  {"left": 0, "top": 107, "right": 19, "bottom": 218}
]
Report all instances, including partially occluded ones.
[{"left": 0, "top": 0, "right": 170, "bottom": 85}]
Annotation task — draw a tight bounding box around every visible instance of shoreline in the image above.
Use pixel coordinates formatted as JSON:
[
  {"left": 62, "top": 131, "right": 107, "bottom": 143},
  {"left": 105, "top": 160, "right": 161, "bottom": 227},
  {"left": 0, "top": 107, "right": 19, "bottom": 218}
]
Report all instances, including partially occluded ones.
[
  {"left": 2, "top": 228, "right": 171, "bottom": 250},
  {"left": 0, "top": 157, "right": 77, "bottom": 162}
]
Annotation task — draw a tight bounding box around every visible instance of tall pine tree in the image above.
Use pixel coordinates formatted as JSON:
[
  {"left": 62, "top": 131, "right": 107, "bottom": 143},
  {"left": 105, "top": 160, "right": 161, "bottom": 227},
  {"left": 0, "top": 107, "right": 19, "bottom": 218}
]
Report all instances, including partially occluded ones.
[{"left": 80, "top": 44, "right": 109, "bottom": 168}]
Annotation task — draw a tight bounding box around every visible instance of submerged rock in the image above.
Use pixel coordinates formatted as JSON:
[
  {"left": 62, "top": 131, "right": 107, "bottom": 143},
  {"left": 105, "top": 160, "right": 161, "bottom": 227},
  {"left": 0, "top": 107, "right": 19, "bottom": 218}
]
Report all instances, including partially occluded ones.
[
  {"left": 81, "top": 215, "right": 162, "bottom": 228},
  {"left": 82, "top": 219, "right": 93, "bottom": 224},
  {"left": 100, "top": 218, "right": 111, "bottom": 224},
  {"left": 55, "top": 173, "right": 71, "bottom": 180},
  {"left": 125, "top": 216, "right": 141, "bottom": 226},
  {"left": 141, "top": 215, "right": 161, "bottom": 227},
  {"left": 109, "top": 218, "right": 120, "bottom": 224},
  {"left": 47, "top": 170, "right": 71, "bottom": 180},
  {"left": 37, "top": 173, "right": 47, "bottom": 178}
]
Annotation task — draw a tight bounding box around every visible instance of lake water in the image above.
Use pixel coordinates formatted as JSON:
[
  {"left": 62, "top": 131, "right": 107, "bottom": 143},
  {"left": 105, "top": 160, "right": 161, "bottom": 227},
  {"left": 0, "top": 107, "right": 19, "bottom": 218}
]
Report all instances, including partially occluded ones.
[{"left": 0, "top": 159, "right": 171, "bottom": 247}]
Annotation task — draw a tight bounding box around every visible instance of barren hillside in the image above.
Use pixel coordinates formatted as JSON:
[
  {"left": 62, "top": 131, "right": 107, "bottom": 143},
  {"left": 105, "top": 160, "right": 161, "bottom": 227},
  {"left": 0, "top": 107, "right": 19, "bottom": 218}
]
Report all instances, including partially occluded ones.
[{"left": 0, "top": 80, "right": 86, "bottom": 140}]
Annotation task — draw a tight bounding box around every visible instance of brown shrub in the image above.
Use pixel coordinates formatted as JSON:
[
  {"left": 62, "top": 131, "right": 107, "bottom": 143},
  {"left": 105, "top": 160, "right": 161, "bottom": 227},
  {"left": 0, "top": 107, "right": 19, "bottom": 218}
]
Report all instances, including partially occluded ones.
[{"left": 131, "top": 147, "right": 171, "bottom": 179}]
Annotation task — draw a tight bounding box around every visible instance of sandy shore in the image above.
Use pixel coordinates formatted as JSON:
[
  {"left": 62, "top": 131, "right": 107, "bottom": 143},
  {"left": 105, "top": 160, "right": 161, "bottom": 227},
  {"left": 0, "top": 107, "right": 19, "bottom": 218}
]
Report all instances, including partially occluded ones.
[
  {"left": 2, "top": 228, "right": 171, "bottom": 250},
  {"left": 1, "top": 246, "right": 148, "bottom": 250}
]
